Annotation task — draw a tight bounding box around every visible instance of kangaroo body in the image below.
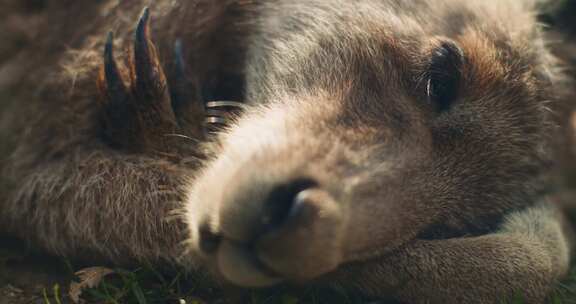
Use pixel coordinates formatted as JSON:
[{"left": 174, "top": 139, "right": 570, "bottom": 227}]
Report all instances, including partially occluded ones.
[{"left": 0, "top": 1, "right": 574, "bottom": 303}]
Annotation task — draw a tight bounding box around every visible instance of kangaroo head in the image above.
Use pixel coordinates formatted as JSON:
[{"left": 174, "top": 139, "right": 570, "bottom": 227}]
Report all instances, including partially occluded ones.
[{"left": 183, "top": 14, "right": 554, "bottom": 287}]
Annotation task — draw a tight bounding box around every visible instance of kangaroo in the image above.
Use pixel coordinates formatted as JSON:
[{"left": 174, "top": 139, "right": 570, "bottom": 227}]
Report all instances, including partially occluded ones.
[{"left": 0, "top": 0, "right": 573, "bottom": 303}]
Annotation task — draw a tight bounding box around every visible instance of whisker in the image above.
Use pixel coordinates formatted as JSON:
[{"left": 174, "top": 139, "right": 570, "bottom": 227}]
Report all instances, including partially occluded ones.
[{"left": 163, "top": 133, "right": 200, "bottom": 143}]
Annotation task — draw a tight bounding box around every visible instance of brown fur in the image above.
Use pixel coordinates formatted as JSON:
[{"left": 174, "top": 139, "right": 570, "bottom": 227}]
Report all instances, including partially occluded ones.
[
  {"left": 0, "top": 0, "right": 250, "bottom": 263},
  {"left": 0, "top": 1, "right": 574, "bottom": 303}
]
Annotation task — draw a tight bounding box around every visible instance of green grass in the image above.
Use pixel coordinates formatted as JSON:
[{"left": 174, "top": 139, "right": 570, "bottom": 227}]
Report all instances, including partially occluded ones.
[
  {"left": 42, "top": 284, "right": 64, "bottom": 304},
  {"left": 80, "top": 267, "right": 213, "bottom": 304}
]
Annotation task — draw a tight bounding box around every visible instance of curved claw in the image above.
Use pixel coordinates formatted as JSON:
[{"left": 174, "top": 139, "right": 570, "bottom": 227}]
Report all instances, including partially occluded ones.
[
  {"left": 130, "top": 7, "right": 180, "bottom": 150},
  {"left": 134, "top": 7, "right": 151, "bottom": 71},
  {"left": 171, "top": 39, "right": 201, "bottom": 114},
  {"left": 168, "top": 39, "right": 206, "bottom": 137},
  {"left": 133, "top": 7, "right": 167, "bottom": 101},
  {"left": 171, "top": 39, "right": 189, "bottom": 112},
  {"left": 174, "top": 39, "right": 186, "bottom": 77},
  {"left": 98, "top": 31, "right": 134, "bottom": 148},
  {"left": 132, "top": 7, "right": 176, "bottom": 115},
  {"left": 103, "top": 31, "right": 128, "bottom": 100},
  {"left": 136, "top": 7, "right": 150, "bottom": 41}
]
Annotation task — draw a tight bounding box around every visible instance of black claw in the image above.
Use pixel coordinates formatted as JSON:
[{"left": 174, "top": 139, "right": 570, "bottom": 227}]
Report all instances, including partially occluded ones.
[
  {"left": 171, "top": 39, "right": 196, "bottom": 114},
  {"left": 174, "top": 39, "right": 186, "bottom": 76},
  {"left": 104, "top": 31, "right": 127, "bottom": 97},
  {"left": 104, "top": 31, "right": 114, "bottom": 67},
  {"left": 134, "top": 6, "right": 159, "bottom": 92},
  {"left": 131, "top": 7, "right": 179, "bottom": 134},
  {"left": 135, "top": 7, "right": 150, "bottom": 45},
  {"left": 134, "top": 7, "right": 151, "bottom": 63},
  {"left": 100, "top": 31, "right": 134, "bottom": 147}
]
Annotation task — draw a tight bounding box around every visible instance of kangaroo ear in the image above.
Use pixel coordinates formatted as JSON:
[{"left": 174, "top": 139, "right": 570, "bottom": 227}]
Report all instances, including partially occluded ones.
[{"left": 425, "top": 38, "right": 464, "bottom": 113}]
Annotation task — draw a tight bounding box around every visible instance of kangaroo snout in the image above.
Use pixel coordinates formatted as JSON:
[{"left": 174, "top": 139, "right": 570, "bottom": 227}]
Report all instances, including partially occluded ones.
[{"left": 191, "top": 163, "right": 346, "bottom": 287}]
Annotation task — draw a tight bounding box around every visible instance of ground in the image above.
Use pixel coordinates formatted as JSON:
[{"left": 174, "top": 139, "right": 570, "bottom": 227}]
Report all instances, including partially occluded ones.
[
  {"left": 0, "top": 237, "right": 381, "bottom": 304},
  {"left": 1, "top": 234, "right": 576, "bottom": 304}
]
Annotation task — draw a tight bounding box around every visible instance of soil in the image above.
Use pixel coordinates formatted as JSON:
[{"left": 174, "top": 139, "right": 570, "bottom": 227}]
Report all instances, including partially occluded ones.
[{"left": 0, "top": 237, "right": 72, "bottom": 304}]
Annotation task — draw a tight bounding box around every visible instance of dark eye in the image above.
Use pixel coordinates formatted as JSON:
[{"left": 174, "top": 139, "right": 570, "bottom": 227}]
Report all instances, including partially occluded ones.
[{"left": 426, "top": 39, "right": 464, "bottom": 112}]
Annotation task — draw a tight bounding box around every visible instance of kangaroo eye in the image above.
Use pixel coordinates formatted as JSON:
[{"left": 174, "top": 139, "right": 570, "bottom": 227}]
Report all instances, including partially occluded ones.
[{"left": 426, "top": 39, "right": 464, "bottom": 113}]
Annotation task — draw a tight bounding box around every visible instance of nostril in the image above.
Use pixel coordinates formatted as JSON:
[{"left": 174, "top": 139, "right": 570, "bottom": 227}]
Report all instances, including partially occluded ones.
[
  {"left": 255, "top": 187, "right": 343, "bottom": 280},
  {"left": 198, "top": 223, "right": 222, "bottom": 255},
  {"left": 261, "top": 178, "right": 318, "bottom": 230}
]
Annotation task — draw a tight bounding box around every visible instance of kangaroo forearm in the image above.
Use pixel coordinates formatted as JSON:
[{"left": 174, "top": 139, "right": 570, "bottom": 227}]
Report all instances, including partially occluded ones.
[
  {"left": 335, "top": 204, "right": 571, "bottom": 304},
  {"left": 383, "top": 238, "right": 558, "bottom": 303},
  {"left": 2, "top": 149, "right": 192, "bottom": 265}
]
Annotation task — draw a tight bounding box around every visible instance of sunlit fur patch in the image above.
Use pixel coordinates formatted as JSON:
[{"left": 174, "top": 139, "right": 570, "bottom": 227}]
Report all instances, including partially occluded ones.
[{"left": 182, "top": 90, "right": 347, "bottom": 250}]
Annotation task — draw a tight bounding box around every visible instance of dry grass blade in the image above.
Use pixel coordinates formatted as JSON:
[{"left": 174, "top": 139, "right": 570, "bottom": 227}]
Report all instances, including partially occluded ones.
[{"left": 69, "top": 266, "right": 115, "bottom": 303}]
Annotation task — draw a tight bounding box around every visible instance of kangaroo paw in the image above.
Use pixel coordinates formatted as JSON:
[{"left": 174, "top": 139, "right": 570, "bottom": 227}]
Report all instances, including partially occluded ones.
[
  {"left": 98, "top": 7, "right": 247, "bottom": 154},
  {"left": 97, "top": 8, "right": 203, "bottom": 155}
]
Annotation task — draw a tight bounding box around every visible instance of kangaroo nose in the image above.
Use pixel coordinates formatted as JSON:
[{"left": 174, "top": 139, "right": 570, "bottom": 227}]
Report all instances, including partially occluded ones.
[
  {"left": 198, "top": 178, "right": 317, "bottom": 255},
  {"left": 260, "top": 178, "right": 318, "bottom": 232},
  {"left": 197, "top": 177, "right": 345, "bottom": 287},
  {"left": 255, "top": 186, "right": 344, "bottom": 280}
]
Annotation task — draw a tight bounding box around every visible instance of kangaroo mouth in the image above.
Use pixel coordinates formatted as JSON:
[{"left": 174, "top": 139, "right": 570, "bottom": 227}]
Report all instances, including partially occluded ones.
[
  {"left": 217, "top": 240, "right": 284, "bottom": 287},
  {"left": 198, "top": 188, "right": 346, "bottom": 287}
]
